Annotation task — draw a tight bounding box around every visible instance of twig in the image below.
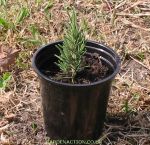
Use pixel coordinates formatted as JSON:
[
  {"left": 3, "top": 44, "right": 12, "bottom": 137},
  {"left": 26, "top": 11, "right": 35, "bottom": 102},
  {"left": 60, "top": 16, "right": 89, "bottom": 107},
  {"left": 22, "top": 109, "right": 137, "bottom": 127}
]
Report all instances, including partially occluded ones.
[
  {"left": 105, "top": 0, "right": 112, "bottom": 11},
  {"left": 126, "top": 134, "right": 150, "bottom": 137},
  {"left": 130, "top": 56, "right": 150, "bottom": 71},
  {"left": 115, "top": 0, "right": 127, "bottom": 10},
  {"left": 117, "top": 12, "right": 150, "bottom": 17},
  {"left": 130, "top": 126, "right": 150, "bottom": 130},
  {"left": 0, "top": 124, "right": 9, "bottom": 133},
  {"left": 123, "top": 1, "right": 147, "bottom": 12},
  {"left": 140, "top": 8, "right": 150, "bottom": 11},
  {"left": 122, "top": 19, "right": 150, "bottom": 32},
  {"left": 97, "top": 132, "right": 111, "bottom": 144}
]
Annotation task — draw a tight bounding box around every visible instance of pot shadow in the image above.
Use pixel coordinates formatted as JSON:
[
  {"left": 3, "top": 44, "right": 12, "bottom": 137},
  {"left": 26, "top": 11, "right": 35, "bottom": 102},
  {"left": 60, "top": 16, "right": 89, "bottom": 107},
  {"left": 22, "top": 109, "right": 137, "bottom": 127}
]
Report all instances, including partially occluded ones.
[{"left": 99, "top": 111, "right": 150, "bottom": 145}]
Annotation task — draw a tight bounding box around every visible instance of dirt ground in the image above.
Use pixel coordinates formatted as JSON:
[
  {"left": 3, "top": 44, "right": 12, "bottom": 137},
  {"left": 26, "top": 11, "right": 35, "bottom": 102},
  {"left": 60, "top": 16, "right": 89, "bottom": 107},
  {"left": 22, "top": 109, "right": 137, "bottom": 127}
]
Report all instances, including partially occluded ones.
[{"left": 0, "top": 0, "right": 150, "bottom": 145}]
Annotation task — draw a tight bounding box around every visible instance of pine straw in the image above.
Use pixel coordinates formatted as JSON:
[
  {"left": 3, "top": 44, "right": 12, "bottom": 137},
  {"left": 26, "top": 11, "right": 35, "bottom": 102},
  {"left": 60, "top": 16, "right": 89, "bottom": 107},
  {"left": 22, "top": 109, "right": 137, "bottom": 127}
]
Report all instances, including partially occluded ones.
[{"left": 0, "top": 0, "right": 150, "bottom": 144}]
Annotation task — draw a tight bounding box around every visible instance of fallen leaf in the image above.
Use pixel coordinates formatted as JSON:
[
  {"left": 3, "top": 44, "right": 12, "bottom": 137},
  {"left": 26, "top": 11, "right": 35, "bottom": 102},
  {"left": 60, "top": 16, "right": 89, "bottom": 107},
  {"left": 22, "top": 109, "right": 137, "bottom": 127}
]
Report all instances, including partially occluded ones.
[
  {"left": 0, "top": 48, "right": 20, "bottom": 71},
  {"left": 0, "top": 47, "right": 6, "bottom": 59}
]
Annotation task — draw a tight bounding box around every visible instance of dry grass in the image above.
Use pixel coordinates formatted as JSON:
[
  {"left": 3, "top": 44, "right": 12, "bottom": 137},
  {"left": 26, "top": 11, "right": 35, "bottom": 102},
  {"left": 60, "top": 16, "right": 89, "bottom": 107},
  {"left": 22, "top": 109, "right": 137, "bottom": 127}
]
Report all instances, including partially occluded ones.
[{"left": 0, "top": 0, "right": 150, "bottom": 144}]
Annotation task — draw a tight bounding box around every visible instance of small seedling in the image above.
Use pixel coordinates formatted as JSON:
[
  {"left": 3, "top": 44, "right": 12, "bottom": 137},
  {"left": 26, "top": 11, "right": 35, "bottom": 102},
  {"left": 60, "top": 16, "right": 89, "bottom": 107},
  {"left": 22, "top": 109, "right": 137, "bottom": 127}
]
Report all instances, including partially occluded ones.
[
  {"left": 56, "top": 8, "right": 86, "bottom": 82},
  {"left": 0, "top": 72, "right": 12, "bottom": 90},
  {"left": 31, "top": 122, "right": 37, "bottom": 130},
  {"left": 16, "top": 7, "right": 29, "bottom": 24},
  {"left": 132, "top": 93, "right": 140, "bottom": 101},
  {"left": 136, "top": 52, "right": 145, "bottom": 61},
  {"left": 122, "top": 100, "right": 132, "bottom": 113}
]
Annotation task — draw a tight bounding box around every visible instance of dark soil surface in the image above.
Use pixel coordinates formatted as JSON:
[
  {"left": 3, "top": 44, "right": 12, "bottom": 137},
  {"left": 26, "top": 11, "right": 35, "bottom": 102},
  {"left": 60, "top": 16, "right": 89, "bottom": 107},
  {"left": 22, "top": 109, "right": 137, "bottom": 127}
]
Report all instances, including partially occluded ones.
[{"left": 42, "top": 52, "right": 112, "bottom": 84}]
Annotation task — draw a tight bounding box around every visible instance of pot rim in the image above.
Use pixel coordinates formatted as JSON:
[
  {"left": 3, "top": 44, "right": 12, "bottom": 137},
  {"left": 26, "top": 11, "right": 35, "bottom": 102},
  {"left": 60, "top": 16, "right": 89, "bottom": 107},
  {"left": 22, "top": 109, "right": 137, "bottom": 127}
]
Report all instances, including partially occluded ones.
[{"left": 32, "top": 40, "right": 121, "bottom": 87}]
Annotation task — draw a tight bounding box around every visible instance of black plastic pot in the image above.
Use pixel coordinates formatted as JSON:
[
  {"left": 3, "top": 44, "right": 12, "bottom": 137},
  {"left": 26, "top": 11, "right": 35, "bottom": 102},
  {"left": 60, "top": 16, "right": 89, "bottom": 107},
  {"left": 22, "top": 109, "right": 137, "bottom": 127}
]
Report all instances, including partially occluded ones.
[{"left": 32, "top": 40, "right": 120, "bottom": 142}]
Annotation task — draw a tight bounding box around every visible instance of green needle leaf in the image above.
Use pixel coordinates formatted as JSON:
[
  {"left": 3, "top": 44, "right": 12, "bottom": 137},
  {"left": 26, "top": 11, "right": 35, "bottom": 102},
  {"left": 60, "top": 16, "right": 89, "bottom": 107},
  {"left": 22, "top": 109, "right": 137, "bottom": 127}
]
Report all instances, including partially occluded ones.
[{"left": 56, "top": 8, "right": 86, "bottom": 82}]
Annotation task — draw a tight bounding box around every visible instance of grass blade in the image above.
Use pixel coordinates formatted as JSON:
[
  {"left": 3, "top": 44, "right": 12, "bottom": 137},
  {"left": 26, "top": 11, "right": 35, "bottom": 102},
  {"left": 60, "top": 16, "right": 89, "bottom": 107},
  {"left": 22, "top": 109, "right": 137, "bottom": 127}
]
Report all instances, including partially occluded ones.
[
  {"left": 16, "top": 7, "right": 29, "bottom": 24},
  {"left": 0, "top": 17, "right": 10, "bottom": 29},
  {"left": 0, "top": 0, "right": 6, "bottom": 6}
]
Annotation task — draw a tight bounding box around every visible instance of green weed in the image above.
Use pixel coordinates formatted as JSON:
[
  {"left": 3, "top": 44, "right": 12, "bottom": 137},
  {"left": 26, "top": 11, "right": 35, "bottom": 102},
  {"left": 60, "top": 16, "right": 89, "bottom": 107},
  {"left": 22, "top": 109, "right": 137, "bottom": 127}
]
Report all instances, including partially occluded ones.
[
  {"left": 18, "top": 37, "right": 42, "bottom": 47},
  {"left": 44, "top": 1, "right": 53, "bottom": 19},
  {"left": 17, "top": 24, "right": 42, "bottom": 47},
  {"left": 0, "top": 72, "right": 12, "bottom": 90},
  {"left": 123, "top": 100, "right": 132, "bottom": 113},
  {"left": 123, "top": 92, "right": 140, "bottom": 113},
  {"left": 29, "top": 24, "right": 40, "bottom": 39},
  {"left": 136, "top": 52, "right": 145, "bottom": 61},
  {"left": 16, "top": 7, "right": 29, "bottom": 24},
  {"left": 132, "top": 93, "right": 140, "bottom": 101},
  {"left": 31, "top": 122, "right": 37, "bottom": 130},
  {"left": 0, "top": 17, "right": 12, "bottom": 29},
  {"left": 44, "top": 1, "right": 53, "bottom": 12}
]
